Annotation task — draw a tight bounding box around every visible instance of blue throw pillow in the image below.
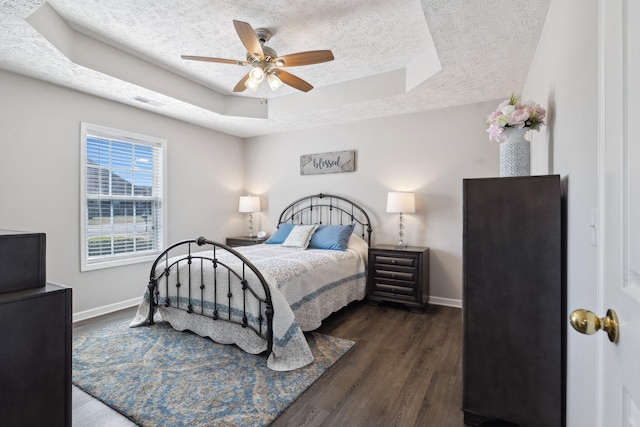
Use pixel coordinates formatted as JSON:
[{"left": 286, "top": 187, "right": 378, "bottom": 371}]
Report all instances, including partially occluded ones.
[
  {"left": 264, "top": 223, "right": 296, "bottom": 244},
  {"left": 308, "top": 224, "right": 355, "bottom": 250}
]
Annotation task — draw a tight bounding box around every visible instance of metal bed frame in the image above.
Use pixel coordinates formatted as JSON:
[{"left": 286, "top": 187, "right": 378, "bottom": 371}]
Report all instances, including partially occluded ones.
[
  {"left": 278, "top": 193, "right": 372, "bottom": 245},
  {"left": 144, "top": 193, "right": 372, "bottom": 356}
]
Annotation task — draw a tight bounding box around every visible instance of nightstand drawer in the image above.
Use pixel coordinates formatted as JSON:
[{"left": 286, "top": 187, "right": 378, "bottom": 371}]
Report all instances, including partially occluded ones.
[
  {"left": 374, "top": 269, "right": 415, "bottom": 282},
  {"left": 371, "top": 282, "right": 415, "bottom": 298},
  {"left": 374, "top": 255, "right": 416, "bottom": 268}
]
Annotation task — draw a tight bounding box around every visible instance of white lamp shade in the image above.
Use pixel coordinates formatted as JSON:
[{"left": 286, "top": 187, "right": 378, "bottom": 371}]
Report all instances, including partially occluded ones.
[
  {"left": 386, "top": 192, "right": 415, "bottom": 214},
  {"left": 239, "top": 196, "right": 261, "bottom": 213}
]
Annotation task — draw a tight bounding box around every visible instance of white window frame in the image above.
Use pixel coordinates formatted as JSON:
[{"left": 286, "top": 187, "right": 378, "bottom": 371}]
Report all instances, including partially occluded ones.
[{"left": 80, "top": 122, "right": 167, "bottom": 271}]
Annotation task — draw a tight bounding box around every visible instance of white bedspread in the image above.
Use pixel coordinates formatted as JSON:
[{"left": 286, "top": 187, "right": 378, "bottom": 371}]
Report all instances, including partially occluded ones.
[{"left": 131, "top": 239, "right": 367, "bottom": 371}]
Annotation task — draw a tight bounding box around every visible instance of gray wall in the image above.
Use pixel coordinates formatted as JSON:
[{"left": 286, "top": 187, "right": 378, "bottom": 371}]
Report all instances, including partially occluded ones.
[
  {"left": 244, "top": 101, "right": 500, "bottom": 305},
  {"left": 0, "top": 69, "right": 246, "bottom": 315},
  {"left": 0, "top": 66, "right": 498, "bottom": 313}
]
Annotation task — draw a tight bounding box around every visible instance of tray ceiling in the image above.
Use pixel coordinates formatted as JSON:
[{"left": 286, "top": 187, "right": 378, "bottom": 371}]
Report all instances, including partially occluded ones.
[{"left": 0, "top": 1, "right": 550, "bottom": 138}]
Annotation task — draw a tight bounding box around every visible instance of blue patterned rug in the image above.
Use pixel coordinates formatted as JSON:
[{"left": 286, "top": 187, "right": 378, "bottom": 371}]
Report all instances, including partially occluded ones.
[{"left": 72, "top": 321, "right": 354, "bottom": 426}]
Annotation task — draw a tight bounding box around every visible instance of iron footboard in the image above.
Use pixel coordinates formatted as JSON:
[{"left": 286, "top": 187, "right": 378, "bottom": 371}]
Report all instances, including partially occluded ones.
[{"left": 145, "top": 236, "right": 274, "bottom": 356}]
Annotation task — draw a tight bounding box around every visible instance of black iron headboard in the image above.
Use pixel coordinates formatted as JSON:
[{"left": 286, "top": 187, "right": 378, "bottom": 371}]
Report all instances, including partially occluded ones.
[{"left": 277, "top": 193, "right": 373, "bottom": 245}]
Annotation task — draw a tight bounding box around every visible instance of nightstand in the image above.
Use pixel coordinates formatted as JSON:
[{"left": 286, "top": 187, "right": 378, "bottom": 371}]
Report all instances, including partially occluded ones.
[
  {"left": 367, "top": 244, "right": 430, "bottom": 312},
  {"left": 225, "top": 236, "right": 267, "bottom": 247}
]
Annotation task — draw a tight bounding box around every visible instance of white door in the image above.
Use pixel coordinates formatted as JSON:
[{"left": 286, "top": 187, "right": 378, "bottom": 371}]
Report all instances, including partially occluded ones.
[{"left": 600, "top": 0, "right": 640, "bottom": 424}]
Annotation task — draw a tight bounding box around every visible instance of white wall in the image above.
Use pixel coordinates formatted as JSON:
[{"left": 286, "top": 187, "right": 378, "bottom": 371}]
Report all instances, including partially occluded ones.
[
  {"left": 244, "top": 100, "right": 499, "bottom": 305},
  {"left": 522, "top": 0, "right": 599, "bottom": 425},
  {"left": 0, "top": 69, "right": 245, "bottom": 315}
]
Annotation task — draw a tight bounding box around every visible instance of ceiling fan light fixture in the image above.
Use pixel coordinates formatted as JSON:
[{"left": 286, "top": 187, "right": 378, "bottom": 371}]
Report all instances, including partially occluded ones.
[
  {"left": 245, "top": 78, "right": 260, "bottom": 92},
  {"left": 248, "top": 67, "right": 265, "bottom": 84},
  {"left": 274, "top": 58, "right": 285, "bottom": 67},
  {"left": 267, "top": 73, "right": 283, "bottom": 91}
]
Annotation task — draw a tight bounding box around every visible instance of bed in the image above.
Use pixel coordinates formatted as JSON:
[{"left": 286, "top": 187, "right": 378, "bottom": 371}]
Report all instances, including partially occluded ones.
[{"left": 130, "top": 193, "right": 372, "bottom": 371}]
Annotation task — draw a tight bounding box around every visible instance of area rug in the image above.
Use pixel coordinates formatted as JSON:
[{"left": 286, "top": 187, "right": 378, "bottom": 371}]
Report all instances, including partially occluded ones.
[{"left": 72, "top": 321, "right": 354, "bottom": 427}]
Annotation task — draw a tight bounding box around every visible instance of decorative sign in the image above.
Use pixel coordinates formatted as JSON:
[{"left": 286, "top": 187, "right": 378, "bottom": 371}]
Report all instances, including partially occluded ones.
[{"left": 300, "top": 150, "right": 356, "bottom": 175}]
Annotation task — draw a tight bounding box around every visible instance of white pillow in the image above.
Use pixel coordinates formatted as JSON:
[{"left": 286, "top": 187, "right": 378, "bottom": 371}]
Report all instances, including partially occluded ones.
[
  {"left": 282, "top": 224, "right": 318, "bottom": 249},
  {"left": 347, "top": 233, "right": 369, "bottom": 265}
]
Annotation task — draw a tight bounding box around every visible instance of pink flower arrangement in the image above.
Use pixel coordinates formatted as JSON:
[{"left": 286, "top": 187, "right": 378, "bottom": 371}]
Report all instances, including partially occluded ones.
[{"left": 486, "top": 94, "right": 546, "bottom": 142}]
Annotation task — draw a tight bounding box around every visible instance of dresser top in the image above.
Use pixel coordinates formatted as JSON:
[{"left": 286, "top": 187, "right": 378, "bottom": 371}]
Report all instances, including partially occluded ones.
[{"left": 0, "top": 229, "right": 44, "bottom": 237}]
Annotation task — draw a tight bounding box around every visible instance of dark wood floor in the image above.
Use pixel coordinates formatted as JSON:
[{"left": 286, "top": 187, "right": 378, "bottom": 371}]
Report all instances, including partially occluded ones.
[{"left": 72, "top": 301, "right": 465, "bottom": 426}]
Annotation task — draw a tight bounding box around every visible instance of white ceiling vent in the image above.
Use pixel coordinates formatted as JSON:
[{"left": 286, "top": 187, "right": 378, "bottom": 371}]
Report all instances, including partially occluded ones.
[{"left": 133, "top": 96, "right": 164, "bottom": 107}]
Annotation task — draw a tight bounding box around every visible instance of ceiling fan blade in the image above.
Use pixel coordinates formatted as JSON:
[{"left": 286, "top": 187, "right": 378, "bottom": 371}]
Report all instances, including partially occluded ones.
[
  {"left": 181, "top": 55, "right": 248, "bottom": 66},
  {"left": 233, "top": 73, "right": 250, "bottom": 92},
  {"left": 275, "top": 50, "right": 334, "bottom": 67},
  {"left": 233, "top": 20, "right": 264, "bottom": 61},
  {"left": 276, "top": 69, "right": 314, "bottom": 92}
]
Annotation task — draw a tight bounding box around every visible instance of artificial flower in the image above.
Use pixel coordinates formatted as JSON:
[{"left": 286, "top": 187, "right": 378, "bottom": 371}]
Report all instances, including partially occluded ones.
[{"left": 486, "top": 94, "right": 546, "bottom": 142}]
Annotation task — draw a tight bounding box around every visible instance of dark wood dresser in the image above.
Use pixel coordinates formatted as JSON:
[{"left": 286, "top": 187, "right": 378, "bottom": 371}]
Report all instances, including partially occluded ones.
[
  {"left": 462, "top": 176, "right": 565, "bottom": 426},
  {"left": 367, "top": 245, "right": 429, "bottom": 312},
  {"left": 0, "top": 231, "right": 72, "bottom": 427}
]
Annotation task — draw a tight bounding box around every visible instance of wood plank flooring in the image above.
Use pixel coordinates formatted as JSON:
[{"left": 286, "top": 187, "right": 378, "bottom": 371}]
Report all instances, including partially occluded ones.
[
  {"left": 73, "top": 307, "right": 138, "bottom": 427},
  {"left": 72, "top": 301, "right": 465, "bottom": 426}
]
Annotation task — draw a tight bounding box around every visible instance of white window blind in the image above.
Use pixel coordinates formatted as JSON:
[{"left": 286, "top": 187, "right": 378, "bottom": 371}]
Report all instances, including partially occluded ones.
[{"left": 80, "top": 123, "right": 166, "bottom": 271}]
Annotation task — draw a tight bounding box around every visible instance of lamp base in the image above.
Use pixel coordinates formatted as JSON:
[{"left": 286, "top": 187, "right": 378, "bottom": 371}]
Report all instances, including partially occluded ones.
[{"left": 394, "top": 213, "right": 408, "bottom": 249}]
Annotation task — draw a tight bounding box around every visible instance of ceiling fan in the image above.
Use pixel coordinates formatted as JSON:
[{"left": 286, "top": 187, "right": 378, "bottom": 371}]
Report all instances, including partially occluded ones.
[{"left": 181, "top": 20, "right": 334, "bottom": 93}]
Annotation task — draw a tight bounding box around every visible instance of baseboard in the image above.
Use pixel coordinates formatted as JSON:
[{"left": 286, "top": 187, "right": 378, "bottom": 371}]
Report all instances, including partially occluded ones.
[
  {"left": 428, "top": 296, "right": 462, "bottom": 308},
  {"left": 73, "top": 296, "right": 142, "bottom": 323},
  {"left": 72, "top": 295, "right": 461, "bottom": 322}
]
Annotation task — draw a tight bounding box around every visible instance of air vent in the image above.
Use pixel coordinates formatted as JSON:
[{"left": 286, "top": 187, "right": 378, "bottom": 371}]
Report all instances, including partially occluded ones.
[{"left": 133, "top": 96, "right": 164, "bottom": 107}]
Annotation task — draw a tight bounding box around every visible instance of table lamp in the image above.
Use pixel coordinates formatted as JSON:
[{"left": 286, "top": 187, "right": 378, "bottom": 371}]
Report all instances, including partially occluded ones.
[
  {"left": 386, "top": 191, "right": 415, "bottom": 247},
  {"left": 239, "top": 195, "right": 261, "bottom": 238}
]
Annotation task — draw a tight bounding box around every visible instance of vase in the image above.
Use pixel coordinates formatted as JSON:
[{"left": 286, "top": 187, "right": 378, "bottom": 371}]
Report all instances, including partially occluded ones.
[{"left": 499, "top": 127, "right": 530, "bottom": 177}]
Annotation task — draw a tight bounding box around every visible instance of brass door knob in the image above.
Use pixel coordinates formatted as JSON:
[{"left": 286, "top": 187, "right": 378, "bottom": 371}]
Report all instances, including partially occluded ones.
[{"left": 569, "top": 308, "right": 619, "bottom": 343}]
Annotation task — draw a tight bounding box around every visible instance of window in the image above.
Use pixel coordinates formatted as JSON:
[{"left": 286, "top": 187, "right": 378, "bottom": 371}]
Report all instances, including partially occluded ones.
[{"left": 80, "top": 123, "right": 166, "bottom": 271}]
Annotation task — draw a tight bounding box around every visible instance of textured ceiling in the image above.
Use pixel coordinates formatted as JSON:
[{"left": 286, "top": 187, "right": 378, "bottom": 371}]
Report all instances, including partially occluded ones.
[{"left": 0, "top": 0, "right": 551, "bottom": 138}]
